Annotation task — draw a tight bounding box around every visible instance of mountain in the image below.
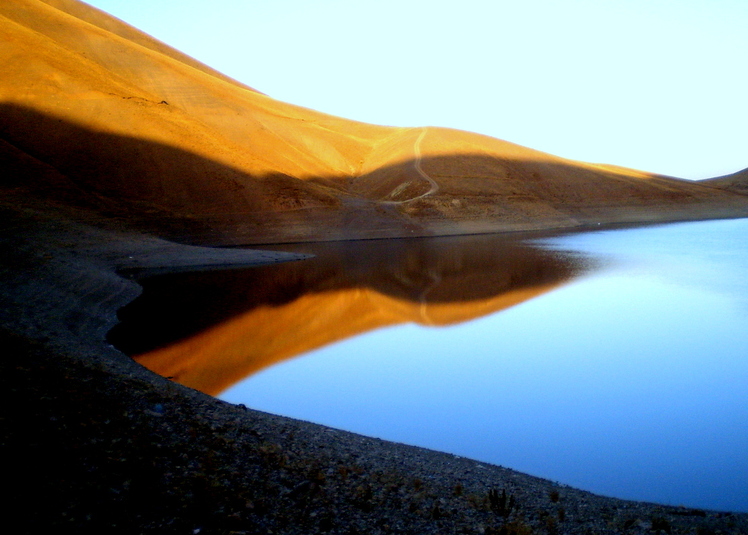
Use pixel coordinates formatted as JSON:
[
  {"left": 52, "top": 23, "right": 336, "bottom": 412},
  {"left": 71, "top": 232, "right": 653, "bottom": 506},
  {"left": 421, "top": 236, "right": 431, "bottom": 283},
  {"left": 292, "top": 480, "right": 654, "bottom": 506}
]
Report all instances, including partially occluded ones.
[{"left": 2, "top": 0, "right": 747, "bottom": 245}]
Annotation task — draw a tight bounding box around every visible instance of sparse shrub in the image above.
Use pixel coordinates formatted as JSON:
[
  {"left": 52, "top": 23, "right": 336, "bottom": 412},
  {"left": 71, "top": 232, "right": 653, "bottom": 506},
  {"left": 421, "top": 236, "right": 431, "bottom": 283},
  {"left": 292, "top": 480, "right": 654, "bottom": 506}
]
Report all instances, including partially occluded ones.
[
  {"left": 488, "top": 488, "right": 516, "bottom": 518},
  {"left": 651, "top": 517, "right": 672, "bottom": 534}
]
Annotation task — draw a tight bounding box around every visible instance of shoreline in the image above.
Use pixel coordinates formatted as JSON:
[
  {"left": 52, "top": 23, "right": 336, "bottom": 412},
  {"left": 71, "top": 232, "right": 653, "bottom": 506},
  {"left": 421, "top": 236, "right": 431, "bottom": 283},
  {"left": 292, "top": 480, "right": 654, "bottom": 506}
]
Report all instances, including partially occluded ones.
[{"left": 2, "top": 201, "right": 747, "bottom": 533}]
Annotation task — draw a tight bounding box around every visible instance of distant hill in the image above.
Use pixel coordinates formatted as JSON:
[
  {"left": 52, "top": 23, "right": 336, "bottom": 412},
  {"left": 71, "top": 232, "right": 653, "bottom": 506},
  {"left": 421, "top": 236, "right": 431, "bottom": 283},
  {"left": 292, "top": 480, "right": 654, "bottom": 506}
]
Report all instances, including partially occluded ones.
[
  {"left": 700, "top": 167, "right": 748, "bottom": 196},
  {"left": 2, "top": 0, "right": 747, "bottom": 244}
]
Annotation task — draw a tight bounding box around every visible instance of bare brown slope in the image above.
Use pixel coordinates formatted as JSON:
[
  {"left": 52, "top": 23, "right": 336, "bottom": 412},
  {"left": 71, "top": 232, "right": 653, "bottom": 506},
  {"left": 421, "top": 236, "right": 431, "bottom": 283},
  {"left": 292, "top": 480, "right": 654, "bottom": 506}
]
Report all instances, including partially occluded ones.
[
  {"left": 2, "top": 0, "right": 747, "bottom": 245},
  {"left": 700, "top": 167, "right": 748, "bottom": 196},
  {"left": 355, "top": 127, "right": 748, "bottom": 231}
]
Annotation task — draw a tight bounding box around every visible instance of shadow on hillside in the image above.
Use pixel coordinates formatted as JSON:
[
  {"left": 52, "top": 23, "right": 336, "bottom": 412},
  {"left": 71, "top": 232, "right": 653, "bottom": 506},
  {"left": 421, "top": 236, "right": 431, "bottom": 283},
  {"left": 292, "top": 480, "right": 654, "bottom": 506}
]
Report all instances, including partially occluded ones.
[
  {"left": 3, "top": 103, "right": 744, "bottom": 246},
  {"left": 0, "top": 103, "right": 361, "bottom": 244}
]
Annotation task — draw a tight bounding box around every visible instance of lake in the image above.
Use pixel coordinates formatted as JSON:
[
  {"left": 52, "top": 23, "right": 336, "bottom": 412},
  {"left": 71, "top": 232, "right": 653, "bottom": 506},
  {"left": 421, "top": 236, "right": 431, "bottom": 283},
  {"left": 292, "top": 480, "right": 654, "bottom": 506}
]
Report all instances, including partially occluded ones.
[{"left": 111, "top": 218, "right": 748, "bottom": 512}]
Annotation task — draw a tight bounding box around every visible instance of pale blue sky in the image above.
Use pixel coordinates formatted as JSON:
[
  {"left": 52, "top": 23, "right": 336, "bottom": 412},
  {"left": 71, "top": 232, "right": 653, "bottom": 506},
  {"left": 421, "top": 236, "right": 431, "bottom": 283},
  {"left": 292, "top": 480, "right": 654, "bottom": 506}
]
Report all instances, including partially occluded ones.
[{"left": 84, "top": 0, "right": 747, "bottom": 179}]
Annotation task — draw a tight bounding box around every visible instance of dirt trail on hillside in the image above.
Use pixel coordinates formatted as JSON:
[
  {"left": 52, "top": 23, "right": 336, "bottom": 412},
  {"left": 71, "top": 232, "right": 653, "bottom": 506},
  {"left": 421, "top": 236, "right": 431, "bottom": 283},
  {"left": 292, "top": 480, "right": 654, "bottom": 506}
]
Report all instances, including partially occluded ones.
[{"left": 382, "top": 128, "right": 440, "bottom": 204}]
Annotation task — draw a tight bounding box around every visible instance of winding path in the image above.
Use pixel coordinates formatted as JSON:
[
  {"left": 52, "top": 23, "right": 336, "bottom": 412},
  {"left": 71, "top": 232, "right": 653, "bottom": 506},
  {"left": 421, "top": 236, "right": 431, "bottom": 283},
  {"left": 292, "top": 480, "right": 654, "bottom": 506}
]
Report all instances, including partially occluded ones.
[
  {"left": 382, "top": 127, "right": 439, "bottom": 204},
  {"left": 417, "top": 267, "right": 442, "bottom": 326}
]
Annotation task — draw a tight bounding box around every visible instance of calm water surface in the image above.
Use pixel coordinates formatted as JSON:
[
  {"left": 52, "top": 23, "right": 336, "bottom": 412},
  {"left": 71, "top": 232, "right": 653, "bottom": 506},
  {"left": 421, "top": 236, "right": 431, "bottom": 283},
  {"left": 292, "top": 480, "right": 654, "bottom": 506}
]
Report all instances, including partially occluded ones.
[
  {"left": 113, "top": 219, "right": 748, "bottom": 512},
  {"left": 220, "top": 219, "right": 748, "bottom": 512}
]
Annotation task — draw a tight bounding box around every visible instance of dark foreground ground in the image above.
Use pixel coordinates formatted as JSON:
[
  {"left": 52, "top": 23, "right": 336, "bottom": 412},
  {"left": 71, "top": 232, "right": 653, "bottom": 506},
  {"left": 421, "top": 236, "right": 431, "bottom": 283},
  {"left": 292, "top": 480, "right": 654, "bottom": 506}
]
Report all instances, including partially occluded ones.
[{"left": 2, "top": 198, "right": 746, "bottom": 534}]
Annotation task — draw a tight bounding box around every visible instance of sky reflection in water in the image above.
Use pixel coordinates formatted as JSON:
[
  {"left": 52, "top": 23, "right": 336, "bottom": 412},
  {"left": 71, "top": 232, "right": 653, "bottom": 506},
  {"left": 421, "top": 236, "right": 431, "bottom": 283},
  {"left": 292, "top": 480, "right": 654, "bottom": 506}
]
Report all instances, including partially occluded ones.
[
  {"left": 221, "top": 219, "right": 748, "bottom": 512},
  {"left": 115, "top": 219, "right": 748, "bottom": 512}
]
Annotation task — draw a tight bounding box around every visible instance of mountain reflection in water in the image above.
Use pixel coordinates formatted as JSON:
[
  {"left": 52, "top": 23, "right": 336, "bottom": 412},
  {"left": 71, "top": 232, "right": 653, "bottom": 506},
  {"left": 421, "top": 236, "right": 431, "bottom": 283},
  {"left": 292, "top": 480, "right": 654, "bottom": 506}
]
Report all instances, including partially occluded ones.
[{"left": 110, "top": 234, "right": 592, "bottom": 395}]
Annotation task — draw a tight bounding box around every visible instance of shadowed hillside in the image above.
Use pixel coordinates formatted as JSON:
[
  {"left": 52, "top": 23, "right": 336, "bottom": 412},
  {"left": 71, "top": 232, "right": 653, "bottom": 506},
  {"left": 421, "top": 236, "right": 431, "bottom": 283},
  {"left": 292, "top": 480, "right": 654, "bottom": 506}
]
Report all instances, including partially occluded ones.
[
  {"left": 701, "top": 167, "right": 748, "bottom": 196},
  {"left": 2, "top": 104, "right": 747, "bottom": 246}
]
